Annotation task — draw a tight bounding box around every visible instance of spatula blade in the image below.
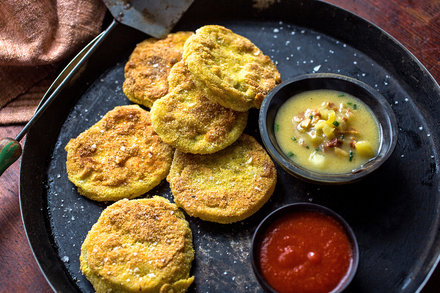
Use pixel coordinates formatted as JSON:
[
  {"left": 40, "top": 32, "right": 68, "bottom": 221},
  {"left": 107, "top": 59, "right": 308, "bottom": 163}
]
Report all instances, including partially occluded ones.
[{"left": 103, "top": 0, "right": 194, "bottom": 38}]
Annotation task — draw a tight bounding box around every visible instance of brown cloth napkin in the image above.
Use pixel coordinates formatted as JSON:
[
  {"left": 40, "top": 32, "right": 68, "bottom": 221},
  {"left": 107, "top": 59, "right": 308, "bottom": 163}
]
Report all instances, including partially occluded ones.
[{"left": 0, "top": 0, "right": 106, "bottom": 125}]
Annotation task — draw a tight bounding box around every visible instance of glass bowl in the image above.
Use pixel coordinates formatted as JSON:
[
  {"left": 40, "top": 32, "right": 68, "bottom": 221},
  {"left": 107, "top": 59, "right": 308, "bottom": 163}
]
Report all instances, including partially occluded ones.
[{"left": 259, "top": 73, "right": 398, "bottom": 184}]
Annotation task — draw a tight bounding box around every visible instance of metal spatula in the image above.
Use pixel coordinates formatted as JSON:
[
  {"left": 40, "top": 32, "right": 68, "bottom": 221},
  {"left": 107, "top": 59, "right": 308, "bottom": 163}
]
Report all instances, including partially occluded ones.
[
  {"left": 104, "top": 0, "right": 193, "bottom": 38},
  {"left": 0, "top": 0, "right": 194, "bottom": 175}
]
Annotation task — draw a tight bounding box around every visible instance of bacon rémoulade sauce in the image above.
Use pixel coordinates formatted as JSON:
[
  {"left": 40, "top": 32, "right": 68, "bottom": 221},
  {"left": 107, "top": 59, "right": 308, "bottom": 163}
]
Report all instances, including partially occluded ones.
[{"left": 256, "top": 210, "right": 354, "bottom": 293}]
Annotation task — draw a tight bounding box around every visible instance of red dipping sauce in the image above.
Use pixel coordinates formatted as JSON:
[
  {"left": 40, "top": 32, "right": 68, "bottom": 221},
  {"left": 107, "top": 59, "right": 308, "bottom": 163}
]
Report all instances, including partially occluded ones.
[{"left": 258, "top": 210, "right": 353, "bottom": 293}]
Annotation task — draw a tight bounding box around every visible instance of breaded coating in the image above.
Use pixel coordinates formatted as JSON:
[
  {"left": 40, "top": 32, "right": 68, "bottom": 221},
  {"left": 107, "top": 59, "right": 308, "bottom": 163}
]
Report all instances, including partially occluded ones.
[
  {"left": 123, "top": 32, "right": 193, "bottom": 108},
  {"left": 167, "top": 134, "right": 277, "bottom": 223},
  {"left": 80, "top": 197, "right": 194, "bottom": 293},
  {"left": 151, "top": 61, "right": 248, "bottom": 154},
  {"left": 182, "top": 25, "right": 281, "bottom": 112},
  {"left": 65, "top": 105, "right": 173, "bottom": 202}
]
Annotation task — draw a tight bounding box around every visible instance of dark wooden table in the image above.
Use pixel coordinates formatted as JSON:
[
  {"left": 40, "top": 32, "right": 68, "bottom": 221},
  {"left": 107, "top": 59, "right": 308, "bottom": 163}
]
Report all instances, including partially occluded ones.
[{"left": 0, "top": 0, "right": 439, "bottom": 292}]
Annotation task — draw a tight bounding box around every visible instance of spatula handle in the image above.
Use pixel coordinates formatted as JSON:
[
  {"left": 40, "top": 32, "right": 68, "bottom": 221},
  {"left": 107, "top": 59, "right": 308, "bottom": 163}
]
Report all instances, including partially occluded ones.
[{"left": 0, "top": 138, "right": 22, "bottom": 176}]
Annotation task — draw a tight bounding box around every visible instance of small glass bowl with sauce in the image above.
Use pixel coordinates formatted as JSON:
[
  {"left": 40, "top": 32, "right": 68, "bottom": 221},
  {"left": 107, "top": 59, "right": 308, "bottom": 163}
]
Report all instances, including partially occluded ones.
[
  {"left": 259, "top": 73, "right": 398, "bottom": 184},
  {"left": 251, "top": 203, "right": 359, "bottom": 293}
]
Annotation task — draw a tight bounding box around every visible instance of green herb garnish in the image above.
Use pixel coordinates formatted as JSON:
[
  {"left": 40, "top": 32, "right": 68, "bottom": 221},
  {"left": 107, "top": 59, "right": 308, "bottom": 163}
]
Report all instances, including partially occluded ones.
[
  {"left": 340, "top": 134, "right": 345, "bottom": 139},
  {"left": 275, "top": 124, "right": 280, "bottom": 131},
  {"left": 309, "top": 115, "right": 313, "bottom": 119},
  {"left": 315, "top": 147, "right": 320, "bottom": 152},
  {"left": 306, "top": 146, "right": 310, "bottom": 149},
  {"left": 333, "top": 121, "right": 340, "bottom": 127},
  {"left": 287, "top": 152, "right": 295, "bottom": 157},
  {"left": 349, "top": 150, "right": 354, "bottom": 162},
  {"left": 291, "top": 137, "right": 297, "bottom": 142},
  {"left": 338, "top": 94, "right": 345, "bottom": 97},
  {"left": 347, "top": 102, "right": 358, "bottom": 110}
]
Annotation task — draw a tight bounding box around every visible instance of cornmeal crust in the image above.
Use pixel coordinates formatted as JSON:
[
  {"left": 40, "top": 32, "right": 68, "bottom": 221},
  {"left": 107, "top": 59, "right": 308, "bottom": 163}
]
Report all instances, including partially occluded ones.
[
  {"left": 151, "top": 61, "right": 248, "bottom": 154},
  {"left": 65, "top": 105, "right": 173, "bottom": 201},
  {"left": 167, "top": 134, "right": 277, "bottom": 223},
  {"left": 80, "top": 197, "right": 194, "bottom": 293},
  {"left": 123, "top": 32, "right": 193, "bottom": 108},
  {"left": 182, "top": 25, "right": 281, "bottom": 112}
]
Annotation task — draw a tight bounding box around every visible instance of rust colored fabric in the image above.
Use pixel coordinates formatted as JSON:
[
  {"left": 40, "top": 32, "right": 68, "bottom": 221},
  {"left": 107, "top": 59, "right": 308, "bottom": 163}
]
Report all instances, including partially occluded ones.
[{"left": 0, "top": 0, "right": 106, "bottom": 124}]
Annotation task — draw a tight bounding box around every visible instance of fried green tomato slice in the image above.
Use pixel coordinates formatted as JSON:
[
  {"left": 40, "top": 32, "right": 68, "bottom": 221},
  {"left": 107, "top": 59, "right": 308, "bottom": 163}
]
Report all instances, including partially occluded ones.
[
  {"left": 167, "top": 134, "right": 277, "bottom": 223},
  {"left": 182, "top": 25, "right": 281, "bottom": 112},
  {"left": 123, "top": 31, "right": 193, "bottom": 108},
  {"left": 151, "top": 61, "right": 248, "bottom": 154},
  {"left": 65, "top": 105, "right": 173, "bottom": 202},
  {"left": 80, "top": 197, "right": 194, "bottom": 293}
]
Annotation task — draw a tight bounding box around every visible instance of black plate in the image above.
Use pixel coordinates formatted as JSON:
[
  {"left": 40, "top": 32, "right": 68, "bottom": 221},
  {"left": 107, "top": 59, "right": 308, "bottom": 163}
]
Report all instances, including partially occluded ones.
[{"left": 20, "top": 0, "right": 440, "bottom": 292}]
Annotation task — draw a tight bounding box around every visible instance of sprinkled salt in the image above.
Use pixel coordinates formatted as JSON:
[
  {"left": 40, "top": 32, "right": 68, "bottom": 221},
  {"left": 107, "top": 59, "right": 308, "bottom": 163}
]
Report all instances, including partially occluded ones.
[
  {"left": 419, "top": 126, "right": 423, "bottom": 131},
  {"left": 313, "top": 65, "right": 321, "bottom": 72},
  {"left": 285, "top": 40, "right": 290, "bottom": 46},
  {"left": 273, "top": 28, "right": 279, "bottom": 33},
  {"left": 153, "top": 64, "right": 159, "bottom": 68},
  {"left": 120, "top": 146, "right": 125, "bottom": 151},
  {"left": 61, "top": 256, "right": 69, "bottom": 263}
]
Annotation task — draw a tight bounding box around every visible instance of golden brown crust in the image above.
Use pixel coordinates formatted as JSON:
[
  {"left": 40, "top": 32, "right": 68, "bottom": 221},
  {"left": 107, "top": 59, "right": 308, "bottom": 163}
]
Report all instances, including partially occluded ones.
[
  {"left": 65, "top": 105, "right": 174, "bottom": 201},
  {"left": 182, "top": 25, "right": 281, "bottom": 112},
  {"left": 123, "top": 32, "right": 194, "bottom": 108},
  {"left": 80, "top": 197, "right": 194, "bottom": 293},
  {"left": 151, "top": 61, "right": 248, "bottom": 154},
  {"left": 167, "top": 134, "right": 277, "bottom": 223}
]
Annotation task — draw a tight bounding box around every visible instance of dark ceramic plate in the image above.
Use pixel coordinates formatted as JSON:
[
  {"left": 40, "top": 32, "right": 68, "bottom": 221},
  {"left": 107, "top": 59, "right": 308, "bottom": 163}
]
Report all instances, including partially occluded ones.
[{"left": 20, "top": 0, "right": 440, "bottom": 292}]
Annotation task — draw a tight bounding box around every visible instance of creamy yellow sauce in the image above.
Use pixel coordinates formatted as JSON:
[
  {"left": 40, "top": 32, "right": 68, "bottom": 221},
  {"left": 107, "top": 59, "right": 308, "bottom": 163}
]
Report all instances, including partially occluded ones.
[{"left": 274, "top": 89, "right": 380, "bottom": 173}]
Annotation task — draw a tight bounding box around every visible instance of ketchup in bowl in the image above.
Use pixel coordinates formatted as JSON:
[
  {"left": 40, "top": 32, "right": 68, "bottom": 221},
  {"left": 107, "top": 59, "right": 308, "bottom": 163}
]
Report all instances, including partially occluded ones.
[{"left": 252, "top": 203, "right": 359, "bottom": 293}]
